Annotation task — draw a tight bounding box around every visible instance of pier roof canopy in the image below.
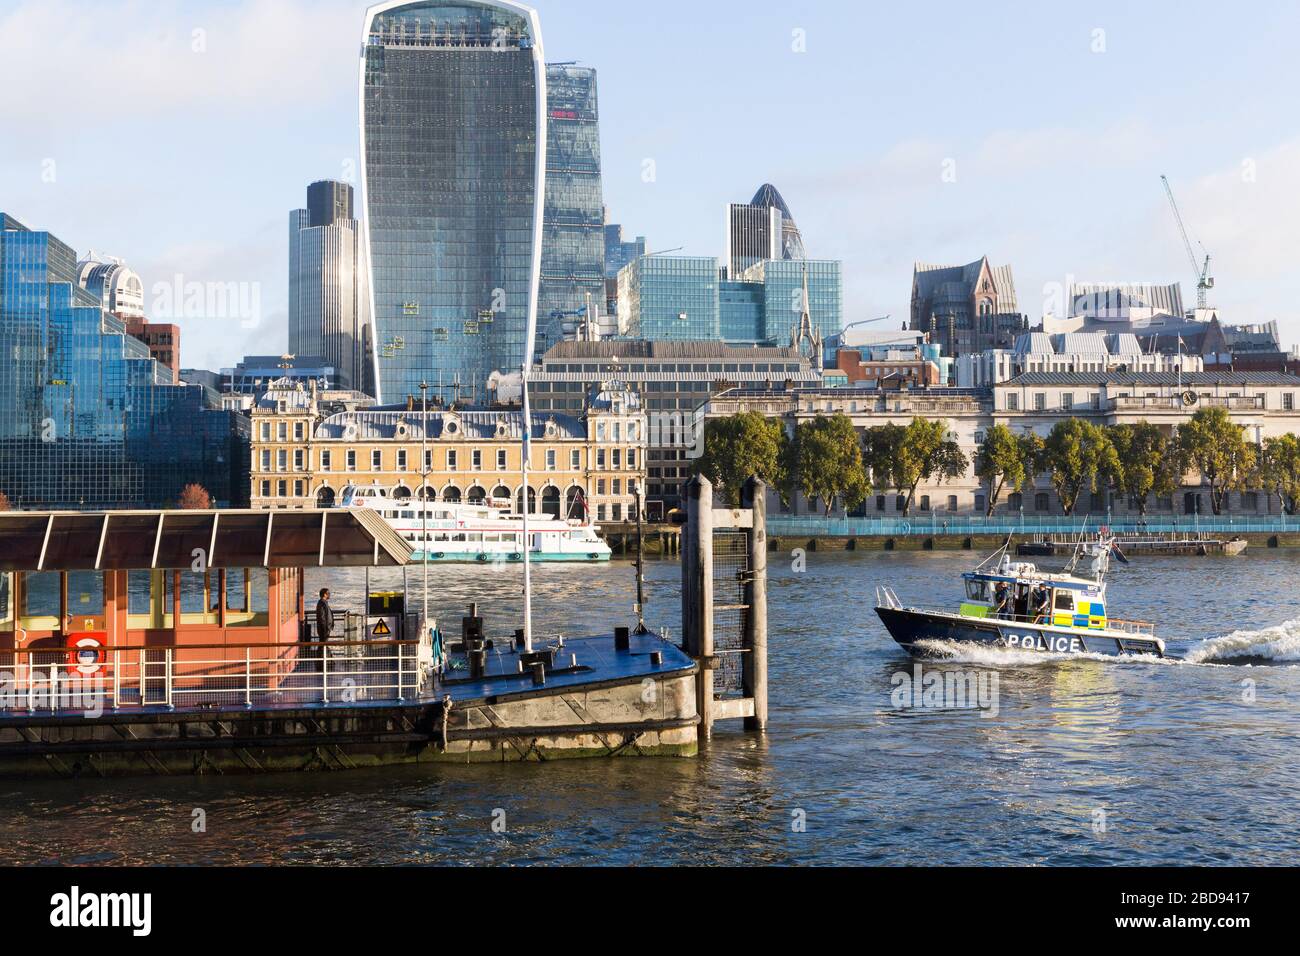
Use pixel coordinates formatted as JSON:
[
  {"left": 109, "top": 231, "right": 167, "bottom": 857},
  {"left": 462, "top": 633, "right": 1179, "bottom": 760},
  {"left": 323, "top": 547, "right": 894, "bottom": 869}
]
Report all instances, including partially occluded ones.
[{"left": 0, "top": 509, "right": 413, "bottom": 572}]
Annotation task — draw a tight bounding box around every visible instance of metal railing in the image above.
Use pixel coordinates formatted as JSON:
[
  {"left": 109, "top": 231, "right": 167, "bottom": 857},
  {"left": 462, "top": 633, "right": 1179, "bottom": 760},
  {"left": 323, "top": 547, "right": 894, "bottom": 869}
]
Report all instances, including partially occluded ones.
[
  {"left": 1108, "top": 395, "right": 1265, "bottom": 411},
  {"left": 0, "top": 639, "right": 431, "bottom": 715},
  {"left": 769, "top": 514, "right": 1300, "bottom": 537}
]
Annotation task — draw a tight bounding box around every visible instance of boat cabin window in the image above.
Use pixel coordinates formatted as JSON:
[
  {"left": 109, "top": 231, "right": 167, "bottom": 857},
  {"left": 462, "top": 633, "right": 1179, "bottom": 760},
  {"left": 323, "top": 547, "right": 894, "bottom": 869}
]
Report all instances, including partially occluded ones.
[
  {"left": 965, "top": 580, "right": 991, "bottom": 601},
  {"left": 1054, "top": 591, "right": 1074, "bottom": 611}
]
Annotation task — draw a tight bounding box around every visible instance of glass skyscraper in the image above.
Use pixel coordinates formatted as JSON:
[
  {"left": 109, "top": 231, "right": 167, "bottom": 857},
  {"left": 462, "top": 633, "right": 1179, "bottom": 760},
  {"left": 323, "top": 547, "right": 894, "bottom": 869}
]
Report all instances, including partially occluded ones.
[
  {"left": 289, "top": 181, "right": 371, "bottom": 394},
  {"left": 537, "top": 64, "right": 606, "bottom": 356},
  {"left": 725, "top": 183, "right": 807, "bottom": 278},
  {"left": 360, "top": 0, "right": 547, "bottom": 406},
  {"left": 0, "top": 214, "right": 249, "bottom": 510}
]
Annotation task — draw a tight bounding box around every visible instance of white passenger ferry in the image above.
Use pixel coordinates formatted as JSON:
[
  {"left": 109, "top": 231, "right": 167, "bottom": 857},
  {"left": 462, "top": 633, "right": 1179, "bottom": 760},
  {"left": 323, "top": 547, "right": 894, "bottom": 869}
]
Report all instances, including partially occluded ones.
[{"left": 337, "top": 485, "right": 612, "bottom": 563}]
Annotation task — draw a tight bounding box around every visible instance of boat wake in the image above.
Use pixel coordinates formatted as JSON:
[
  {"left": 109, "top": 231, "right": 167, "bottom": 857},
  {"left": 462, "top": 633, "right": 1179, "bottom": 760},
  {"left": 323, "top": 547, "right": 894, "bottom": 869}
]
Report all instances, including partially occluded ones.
[
  {"left": 1184, "top": 618, "right": 1300, "bottom": 666},
  {"left": 909, "top": 640, "right": 1172, "bottom": 669}
]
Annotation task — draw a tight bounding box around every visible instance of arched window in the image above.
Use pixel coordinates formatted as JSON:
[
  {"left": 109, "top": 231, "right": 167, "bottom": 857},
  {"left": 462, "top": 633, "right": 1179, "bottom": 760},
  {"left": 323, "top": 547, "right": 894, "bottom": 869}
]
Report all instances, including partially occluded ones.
[
  {"left": 491, "top": 485, "right": 511, "bottom": 505},
  {"left": 515, "top": 486, "right": 537, "bottom": 515},
  {"left": 442, "top": 486, "right": 462, "bottom": 504},
  {"left": 467, "top": 485, "right": 487, "bottom": 505},
  {"left": 393, "top": 485, "right": 412, "bottom": 502},
  {"left": 541, "top": 486, "right": 561, "bottom": 518},
  {"left": 316, "top": 486, "right": 336, "bottom": 507},
  {"left": 417, "top": 485, "right": 437, "bottom": 502}
]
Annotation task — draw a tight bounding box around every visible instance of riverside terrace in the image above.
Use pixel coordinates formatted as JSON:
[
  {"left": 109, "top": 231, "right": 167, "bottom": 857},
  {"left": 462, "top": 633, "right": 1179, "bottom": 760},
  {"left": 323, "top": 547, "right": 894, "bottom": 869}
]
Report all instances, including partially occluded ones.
[{"left": 0, "top": 510, "right": 698, "bottom": 776}]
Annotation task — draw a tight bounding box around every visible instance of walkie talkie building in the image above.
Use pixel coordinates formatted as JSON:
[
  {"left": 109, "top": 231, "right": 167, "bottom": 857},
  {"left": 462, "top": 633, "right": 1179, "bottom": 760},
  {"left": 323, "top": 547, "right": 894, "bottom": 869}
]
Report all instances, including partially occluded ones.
[{"left": 360, "top": 0, "right": 547, "bottom": 406}]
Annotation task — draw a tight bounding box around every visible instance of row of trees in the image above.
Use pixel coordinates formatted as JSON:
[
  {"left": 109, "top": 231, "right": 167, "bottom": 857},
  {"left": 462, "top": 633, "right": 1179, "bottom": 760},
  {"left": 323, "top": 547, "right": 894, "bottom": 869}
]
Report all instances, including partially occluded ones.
[
  {"left": 977, "top": 407, "right": 1294, "bottom": 516},
  {"left": 695, "top": 407, "right": 1300, "bottom": 518},
  {"left": 694, "top": 412, "right": 968, "bottom": 515}
]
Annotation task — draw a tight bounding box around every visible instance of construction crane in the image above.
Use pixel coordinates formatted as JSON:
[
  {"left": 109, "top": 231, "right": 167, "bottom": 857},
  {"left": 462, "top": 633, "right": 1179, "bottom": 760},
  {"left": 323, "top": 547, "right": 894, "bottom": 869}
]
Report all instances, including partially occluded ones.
[{"left": 1161, "top": 175, "right": 1215, "bottom": 310}]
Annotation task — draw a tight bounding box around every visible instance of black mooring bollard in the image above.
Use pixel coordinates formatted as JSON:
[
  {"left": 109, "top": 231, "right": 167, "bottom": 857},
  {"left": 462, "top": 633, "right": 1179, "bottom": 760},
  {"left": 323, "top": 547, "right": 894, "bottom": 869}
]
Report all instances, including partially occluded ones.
[
  {"left": 530, "top": 662, "right": 546, "bottom": 686},
  {"left": 650, "top": 651, "right": 663, "bottom": 667},
  {"left": 615, "top": 627, "right": 630, "bottom": 651}
]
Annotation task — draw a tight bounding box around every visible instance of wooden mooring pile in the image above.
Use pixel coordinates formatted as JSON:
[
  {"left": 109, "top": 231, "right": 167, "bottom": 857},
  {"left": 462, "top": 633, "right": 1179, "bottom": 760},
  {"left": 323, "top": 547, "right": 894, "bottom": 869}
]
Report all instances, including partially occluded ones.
[{"left": 681, "top": 475, "right": 769, "bottom": 740}]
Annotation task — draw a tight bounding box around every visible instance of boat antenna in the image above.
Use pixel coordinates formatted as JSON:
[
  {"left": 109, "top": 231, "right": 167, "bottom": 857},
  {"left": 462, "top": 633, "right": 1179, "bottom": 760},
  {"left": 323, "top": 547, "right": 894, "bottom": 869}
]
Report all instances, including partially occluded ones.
[{"left": 975, "top": 532, "right": 1013, "bottom": 573}]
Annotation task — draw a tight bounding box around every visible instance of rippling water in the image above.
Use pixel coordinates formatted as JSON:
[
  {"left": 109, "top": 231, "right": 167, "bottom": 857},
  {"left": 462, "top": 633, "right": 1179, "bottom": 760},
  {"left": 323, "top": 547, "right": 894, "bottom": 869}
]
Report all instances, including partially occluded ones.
[{"left": 4, "top": 550, "right": 1300, "bottom": 866}]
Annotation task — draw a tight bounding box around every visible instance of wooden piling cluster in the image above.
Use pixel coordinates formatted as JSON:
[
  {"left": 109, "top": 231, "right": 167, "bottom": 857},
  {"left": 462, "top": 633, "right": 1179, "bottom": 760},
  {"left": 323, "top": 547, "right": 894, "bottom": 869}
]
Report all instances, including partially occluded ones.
[
  {"left": 681, "top": 475, "right": 769, "bottom": 740},
  {"left": 601, "top": 525, "right": 682, "bottom": 557}
]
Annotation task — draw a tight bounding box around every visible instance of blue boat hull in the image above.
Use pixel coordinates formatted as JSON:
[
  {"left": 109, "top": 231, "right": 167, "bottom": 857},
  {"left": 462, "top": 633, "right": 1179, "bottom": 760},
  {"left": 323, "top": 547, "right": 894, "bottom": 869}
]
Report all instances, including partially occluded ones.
[{"left": 875, "top": 607, "right": 1165, "bottom": 659}]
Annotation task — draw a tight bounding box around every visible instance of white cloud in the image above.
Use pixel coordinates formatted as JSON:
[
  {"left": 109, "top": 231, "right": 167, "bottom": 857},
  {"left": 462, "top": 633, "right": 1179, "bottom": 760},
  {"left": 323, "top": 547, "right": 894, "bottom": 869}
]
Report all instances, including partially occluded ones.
[{"left": 0, "top": 0, "right": 361, "bottom": 127}]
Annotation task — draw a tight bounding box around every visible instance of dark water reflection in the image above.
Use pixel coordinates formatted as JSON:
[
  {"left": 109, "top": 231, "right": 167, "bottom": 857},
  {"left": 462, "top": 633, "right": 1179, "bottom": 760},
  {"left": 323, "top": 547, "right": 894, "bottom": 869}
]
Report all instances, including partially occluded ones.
[{"left": 3, "top": 551, "right": 1299, "bottom": 866}]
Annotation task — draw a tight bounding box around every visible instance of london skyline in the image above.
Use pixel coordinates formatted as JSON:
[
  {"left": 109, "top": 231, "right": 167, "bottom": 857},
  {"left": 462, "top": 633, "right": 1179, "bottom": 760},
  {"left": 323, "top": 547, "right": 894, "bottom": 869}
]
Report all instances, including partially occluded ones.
[{"left": 3, "top": 0, "right": 1299, "bottom": 373}]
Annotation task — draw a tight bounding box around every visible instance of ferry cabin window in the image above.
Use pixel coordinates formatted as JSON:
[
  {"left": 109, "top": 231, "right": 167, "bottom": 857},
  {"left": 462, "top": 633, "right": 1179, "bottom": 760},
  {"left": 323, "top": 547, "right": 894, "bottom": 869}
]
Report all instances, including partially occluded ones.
[{"left": 20, "top": 571, "right": 61, "bottom": 630}]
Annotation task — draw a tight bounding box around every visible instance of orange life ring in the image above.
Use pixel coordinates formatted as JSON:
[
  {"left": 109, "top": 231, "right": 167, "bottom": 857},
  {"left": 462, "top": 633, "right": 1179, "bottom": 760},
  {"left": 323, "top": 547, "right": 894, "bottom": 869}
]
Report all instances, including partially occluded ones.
[{"left": 66, "top": 633, "right": 107, "bottom": 676}]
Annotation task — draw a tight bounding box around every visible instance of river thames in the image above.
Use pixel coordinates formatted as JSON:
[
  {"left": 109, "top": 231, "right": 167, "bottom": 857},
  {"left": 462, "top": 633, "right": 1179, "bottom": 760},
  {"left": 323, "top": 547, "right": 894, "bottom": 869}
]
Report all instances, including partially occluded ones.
[{"left": 3, "top": 550, "right": 1299, "bottom": 866}]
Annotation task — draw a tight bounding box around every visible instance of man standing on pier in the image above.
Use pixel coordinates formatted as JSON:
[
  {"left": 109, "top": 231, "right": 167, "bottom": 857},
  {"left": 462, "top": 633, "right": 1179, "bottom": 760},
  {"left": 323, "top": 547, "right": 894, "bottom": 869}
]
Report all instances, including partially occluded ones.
[{"left": 315, "top": 589, "right": 335, "bottom": 669}]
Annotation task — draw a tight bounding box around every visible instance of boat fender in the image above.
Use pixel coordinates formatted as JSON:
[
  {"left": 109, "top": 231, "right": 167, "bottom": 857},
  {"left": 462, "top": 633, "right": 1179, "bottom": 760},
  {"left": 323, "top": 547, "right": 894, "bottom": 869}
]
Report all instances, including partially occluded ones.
[{"left": 67, "top": 633, "right": 107, "bottom": 676}]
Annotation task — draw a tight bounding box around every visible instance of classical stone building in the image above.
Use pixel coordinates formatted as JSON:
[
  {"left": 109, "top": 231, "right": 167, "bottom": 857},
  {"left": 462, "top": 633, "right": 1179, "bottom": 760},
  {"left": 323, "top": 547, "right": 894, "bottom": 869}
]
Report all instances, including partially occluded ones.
[
  {"left": 250, "top": 381, "right": 646, "bottom": 523},
  {"left": 705, "top": 370, "right": 1300, "bottom": 517}
]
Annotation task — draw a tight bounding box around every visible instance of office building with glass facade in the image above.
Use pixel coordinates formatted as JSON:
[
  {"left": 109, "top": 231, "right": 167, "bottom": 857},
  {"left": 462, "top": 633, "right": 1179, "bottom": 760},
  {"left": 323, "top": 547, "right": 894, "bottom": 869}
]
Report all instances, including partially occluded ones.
[
  {"left": 537, "top": 64, "right": 606, "bottom": 356},
  {"left": 616, "top": 256, "right": 721, "bottom": 341},
  {"left": 0, "top": 214, "right": 249, "bottom": 510},
  {"left": 738, "top": 258, "right": 843, "bottom": 359},
  {"left": 719, "top": 281, "right": 765, "bottom": 345},
  {"left": 289, "top": 181, "right": 370, "bottom": 394},
  {"left": 616, "top": 255, "right": 843, "bottom": 360},
  {"left": 360, "top": 0, "right": 547, "bottom": 407}
]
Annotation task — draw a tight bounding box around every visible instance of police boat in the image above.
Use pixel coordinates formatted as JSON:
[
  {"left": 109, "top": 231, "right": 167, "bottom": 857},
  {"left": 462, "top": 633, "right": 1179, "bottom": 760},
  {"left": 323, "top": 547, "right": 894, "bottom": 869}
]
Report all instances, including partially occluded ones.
[{"left": 874, "top": 535, "right": 1165, "bottom": 659}]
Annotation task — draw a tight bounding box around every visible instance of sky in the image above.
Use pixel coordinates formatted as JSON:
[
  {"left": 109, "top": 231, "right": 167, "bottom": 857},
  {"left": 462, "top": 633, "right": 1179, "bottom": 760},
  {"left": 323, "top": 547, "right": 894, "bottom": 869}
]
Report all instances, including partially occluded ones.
[{"left": 3, "top": 0, "right": 1300, "bottom": 371}]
